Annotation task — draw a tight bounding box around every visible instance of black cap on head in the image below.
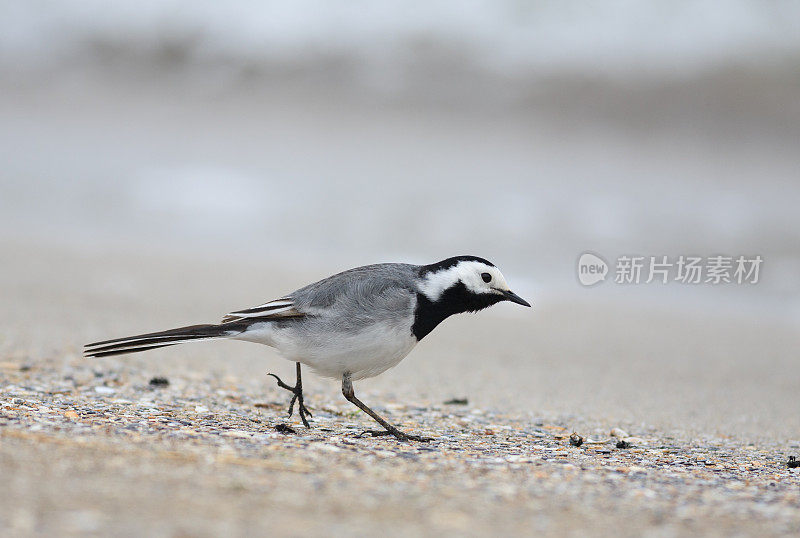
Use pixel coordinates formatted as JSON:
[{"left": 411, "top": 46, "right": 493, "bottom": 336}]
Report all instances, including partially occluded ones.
[{"left": 421, "top": 255, "right": 495, "bottom": 275}]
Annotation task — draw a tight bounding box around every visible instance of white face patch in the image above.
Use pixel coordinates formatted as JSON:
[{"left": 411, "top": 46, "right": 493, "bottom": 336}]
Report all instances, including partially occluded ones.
[{"left": 418, "top": 260, "right": 511, "bottom": 302}]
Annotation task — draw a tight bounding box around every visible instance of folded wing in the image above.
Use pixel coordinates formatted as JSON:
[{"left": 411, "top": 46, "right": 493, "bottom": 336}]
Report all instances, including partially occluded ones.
[{"left": 222, "top": 297, "right": 305, "bottom": 323}]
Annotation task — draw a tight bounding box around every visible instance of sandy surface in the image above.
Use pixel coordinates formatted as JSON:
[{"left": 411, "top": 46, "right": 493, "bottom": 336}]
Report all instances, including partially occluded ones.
[{"left": 1, "top": 241, "right": 799, "bottom": 536}]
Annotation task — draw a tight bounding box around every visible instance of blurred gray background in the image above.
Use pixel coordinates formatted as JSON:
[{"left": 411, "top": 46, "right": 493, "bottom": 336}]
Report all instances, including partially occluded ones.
[{"left": 1, "top": 1, "right": 799, "bottom": 438}]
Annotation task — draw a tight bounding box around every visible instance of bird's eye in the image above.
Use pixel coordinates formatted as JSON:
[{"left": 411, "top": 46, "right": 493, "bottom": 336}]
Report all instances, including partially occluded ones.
[{"left": 481, "top": 272, "right": 492, "bottom": 283}]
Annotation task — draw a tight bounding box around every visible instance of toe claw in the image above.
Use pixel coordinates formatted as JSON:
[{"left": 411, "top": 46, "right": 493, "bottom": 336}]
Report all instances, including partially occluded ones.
[{"left": 268, "top": 372, "right": 294, "bottom": 392}]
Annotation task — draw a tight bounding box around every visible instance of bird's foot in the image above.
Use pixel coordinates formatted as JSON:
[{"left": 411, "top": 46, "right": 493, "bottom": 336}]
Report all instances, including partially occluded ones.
[
  {"left": 287, "top": 392, "right": 313, "bottom": 427},
  {"left": 358, "top": 429, "right": 432, "bottom": 442},
  {"left": 268, "top": 372, "right": 312, "bottom": 428}
]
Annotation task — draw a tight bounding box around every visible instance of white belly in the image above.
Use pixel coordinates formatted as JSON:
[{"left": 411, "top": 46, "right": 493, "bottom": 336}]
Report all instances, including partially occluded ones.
[{"left": 234, "top": 320, "right": 418, "bottom": 380}]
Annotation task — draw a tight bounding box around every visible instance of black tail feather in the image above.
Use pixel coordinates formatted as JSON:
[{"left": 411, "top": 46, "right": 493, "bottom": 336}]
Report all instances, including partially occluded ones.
[
  {"left": 86, "top": 343, "right": 178, "bottom": 358},
  {"left": 84, "top": 322, "right": 250, "bottom": 358}
]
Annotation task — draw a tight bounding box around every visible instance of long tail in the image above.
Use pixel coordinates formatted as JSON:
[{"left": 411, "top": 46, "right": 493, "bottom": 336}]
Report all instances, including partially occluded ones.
[{"left": 84, "top": 322, "right": 250, "bottom": 358}]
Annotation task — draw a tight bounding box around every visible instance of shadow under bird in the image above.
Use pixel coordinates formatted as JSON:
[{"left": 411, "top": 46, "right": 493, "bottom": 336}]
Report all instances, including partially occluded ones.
[{"left": 85, "top": 255, "right": 531, "bottom": 441}]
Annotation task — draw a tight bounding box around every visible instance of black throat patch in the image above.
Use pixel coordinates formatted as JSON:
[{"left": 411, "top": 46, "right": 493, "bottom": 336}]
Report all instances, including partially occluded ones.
[{"left": 411, "top": 281, "right": 503, "bottom": 340}]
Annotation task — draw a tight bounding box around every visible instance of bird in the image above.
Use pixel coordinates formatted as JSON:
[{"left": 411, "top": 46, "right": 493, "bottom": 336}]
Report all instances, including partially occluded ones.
[{"left": 84, "top": 255, "right": 531, "bottom": 441}]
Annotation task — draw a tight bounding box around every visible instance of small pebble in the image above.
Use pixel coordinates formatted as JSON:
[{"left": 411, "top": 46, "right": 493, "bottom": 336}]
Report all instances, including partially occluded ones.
[
  {"left": 583, "top": 438, "right": 607, "bottom": 445},
  {"left": 275, "top": 424, "right": 296, "bottom": 434},
  {"left": 149, "top": 377, "right": 170, "bottom": 387},
  {"left": 569, "top": 433, "right": 584, "bottom": 447},
  {"left": 788, "top": 456, "right": 799, "bottom": 469},
  {"left": 616, "top": 440, "right": 631, "bottom": 449},
  {"left": 444, "top": 398, "right": 468, "bottom": 405}
]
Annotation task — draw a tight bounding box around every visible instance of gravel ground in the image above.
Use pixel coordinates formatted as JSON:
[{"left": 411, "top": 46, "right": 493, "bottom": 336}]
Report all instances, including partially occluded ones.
[
  {"left": 2, "top": 356, "right": 799, "bottom": 537},
  {"left": 1, "top": 242, "right": 799, "bottom": 537}
]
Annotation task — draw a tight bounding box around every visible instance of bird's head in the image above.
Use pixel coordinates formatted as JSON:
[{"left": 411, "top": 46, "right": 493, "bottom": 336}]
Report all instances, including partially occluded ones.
[{"left": 418, "top": 256, "right": 531, "bottom": 311}]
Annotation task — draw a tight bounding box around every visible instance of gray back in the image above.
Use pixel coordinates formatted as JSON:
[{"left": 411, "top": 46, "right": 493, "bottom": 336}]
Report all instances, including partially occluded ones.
[{"left": 288, "top": 263, "right": 420, "bottom": 328}]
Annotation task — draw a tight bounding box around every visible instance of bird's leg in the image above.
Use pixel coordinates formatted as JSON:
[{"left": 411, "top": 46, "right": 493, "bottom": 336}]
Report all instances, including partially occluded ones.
[
  {"left": 268, "top": 362, "right": 312, "bottom": 428},
  {"left": 341, "top": 373, "right": 431, "bottom": 442}
]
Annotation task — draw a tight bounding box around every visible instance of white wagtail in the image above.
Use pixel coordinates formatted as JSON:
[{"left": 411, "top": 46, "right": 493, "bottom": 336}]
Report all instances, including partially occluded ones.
[{"left": 85, "top": 256, "right": 530, "bottom": 441}]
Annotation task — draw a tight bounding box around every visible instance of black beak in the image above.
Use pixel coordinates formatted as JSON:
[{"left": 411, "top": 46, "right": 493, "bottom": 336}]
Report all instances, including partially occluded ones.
[{"left": 501, "top": 290, "right": 531, "bottom": 307}]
